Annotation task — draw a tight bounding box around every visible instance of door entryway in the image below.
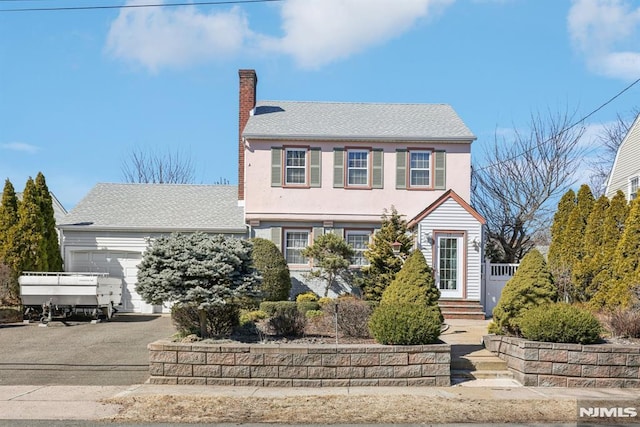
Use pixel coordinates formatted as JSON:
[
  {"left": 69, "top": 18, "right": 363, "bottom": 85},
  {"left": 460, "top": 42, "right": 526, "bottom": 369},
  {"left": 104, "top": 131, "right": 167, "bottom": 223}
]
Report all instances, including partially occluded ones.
[{"left": 436, "top": 233, "right": 464, "bottom": 299}]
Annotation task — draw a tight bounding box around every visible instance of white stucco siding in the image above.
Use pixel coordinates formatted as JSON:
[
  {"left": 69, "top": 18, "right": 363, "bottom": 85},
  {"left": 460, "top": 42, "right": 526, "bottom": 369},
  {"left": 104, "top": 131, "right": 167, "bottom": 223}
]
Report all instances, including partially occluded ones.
[
  {"left": 415, "top": 198, "right": 483, "bottom": 301},
  {"left": 606, "top": 115, "right": 640, "bottom": 199}
]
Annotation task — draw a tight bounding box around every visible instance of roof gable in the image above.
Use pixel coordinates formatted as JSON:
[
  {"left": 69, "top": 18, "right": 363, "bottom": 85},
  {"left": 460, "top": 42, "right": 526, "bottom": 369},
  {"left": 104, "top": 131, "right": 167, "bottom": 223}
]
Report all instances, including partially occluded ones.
[
  {"left": 605, "top": 113, "right": 640, "bottom": 197},
  {"left": 60, "top": 183, "right": 246, "bottom": 232},
  {"left": 408, "top": 189, "right": 485, "bottom": 228},
  {"left": 243, "top": 101, "right": 476, "bottom": 142}
]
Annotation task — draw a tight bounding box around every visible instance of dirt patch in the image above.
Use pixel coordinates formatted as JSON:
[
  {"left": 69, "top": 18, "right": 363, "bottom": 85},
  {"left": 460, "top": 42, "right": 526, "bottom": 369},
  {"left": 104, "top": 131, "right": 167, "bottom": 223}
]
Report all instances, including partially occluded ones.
[{"left": 105, "top": 394, "right": 576, "bottom": 424}]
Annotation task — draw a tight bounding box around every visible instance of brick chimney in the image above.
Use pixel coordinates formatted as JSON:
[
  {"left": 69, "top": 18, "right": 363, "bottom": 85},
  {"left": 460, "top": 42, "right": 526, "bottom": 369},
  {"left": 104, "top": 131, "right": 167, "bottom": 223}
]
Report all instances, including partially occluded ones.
[{"left": 238, "top": 69, "right": 257, "bottom": 202}]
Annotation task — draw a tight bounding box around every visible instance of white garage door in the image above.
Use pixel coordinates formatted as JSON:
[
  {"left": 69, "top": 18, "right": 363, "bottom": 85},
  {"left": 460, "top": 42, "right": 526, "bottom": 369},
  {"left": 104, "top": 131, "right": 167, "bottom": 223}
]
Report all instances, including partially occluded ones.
[{"left": 68, "top": 250, "right": 156, "bottom": 313}]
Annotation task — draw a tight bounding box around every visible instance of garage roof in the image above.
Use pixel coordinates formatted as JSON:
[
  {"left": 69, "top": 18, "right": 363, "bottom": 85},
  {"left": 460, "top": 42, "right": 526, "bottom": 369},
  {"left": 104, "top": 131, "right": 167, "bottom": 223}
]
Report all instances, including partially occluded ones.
[{"left": 59, "top": 183, "right": 246, "bottom": 233}]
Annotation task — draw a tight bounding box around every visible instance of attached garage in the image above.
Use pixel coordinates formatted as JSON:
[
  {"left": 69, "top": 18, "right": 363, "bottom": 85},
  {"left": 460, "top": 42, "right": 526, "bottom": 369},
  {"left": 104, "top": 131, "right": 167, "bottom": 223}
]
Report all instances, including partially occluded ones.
[{"left": 58, "top": 183, "right": 247, "bottom": 314}]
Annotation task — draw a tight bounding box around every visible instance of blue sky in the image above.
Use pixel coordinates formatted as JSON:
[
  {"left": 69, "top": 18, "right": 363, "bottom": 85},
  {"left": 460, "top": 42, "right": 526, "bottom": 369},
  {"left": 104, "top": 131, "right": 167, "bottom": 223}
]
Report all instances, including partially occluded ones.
[{"left": 1, "top": 0, "right": 639, "bottom": 210}]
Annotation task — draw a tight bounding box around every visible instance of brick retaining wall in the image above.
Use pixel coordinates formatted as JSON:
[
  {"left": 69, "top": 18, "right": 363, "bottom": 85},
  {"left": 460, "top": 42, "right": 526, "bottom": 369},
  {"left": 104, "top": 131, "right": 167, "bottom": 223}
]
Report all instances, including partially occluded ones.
[
  {"left": 148, "top": 340, "right": 451, "bottom": 386},
  {"left": 483, "top": 335, "right": 640, "bottom": 388}
]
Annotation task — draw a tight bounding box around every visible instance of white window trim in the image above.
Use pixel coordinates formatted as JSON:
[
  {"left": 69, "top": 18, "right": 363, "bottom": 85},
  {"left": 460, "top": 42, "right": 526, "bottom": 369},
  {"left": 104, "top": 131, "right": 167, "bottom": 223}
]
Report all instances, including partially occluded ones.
[
  {"left": 345, "top": 230, "right": 371, "bottom": 267},
  {"left": 409, "top": 150, "right": 432, "bottom": 188},
  {"left": 285, "top": 148, "right": 307, "bottom": 186},
  {"left": 347, "top": 149, "right": 369, "bottom": 187},
  {"left": 630, "top": 176, "right": 639, "bottom": 201},
  {"left": 283, "top": 229, "right": 310, "bottom": 265}
]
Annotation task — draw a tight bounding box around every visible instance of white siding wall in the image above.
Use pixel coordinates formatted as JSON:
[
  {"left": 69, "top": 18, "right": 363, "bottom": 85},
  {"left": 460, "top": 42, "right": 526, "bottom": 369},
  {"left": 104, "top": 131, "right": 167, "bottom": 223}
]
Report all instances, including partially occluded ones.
[
  {"left": 416, "top": 198, "right": 483, "bottom": 301},
  {"left": 606, "top": 115, "right": 640, "bottom": 199}
]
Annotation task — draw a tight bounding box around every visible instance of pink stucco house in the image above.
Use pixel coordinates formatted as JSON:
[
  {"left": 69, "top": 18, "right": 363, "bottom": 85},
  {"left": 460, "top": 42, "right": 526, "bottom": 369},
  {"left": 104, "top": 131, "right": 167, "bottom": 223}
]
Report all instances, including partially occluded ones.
[{"left": 238, "top": 70, "right": 486, "bottom": 318}]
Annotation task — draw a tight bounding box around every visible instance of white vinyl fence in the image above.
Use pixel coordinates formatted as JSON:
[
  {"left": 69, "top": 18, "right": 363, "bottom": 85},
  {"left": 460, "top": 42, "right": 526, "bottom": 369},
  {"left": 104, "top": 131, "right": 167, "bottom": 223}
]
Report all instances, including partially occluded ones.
[{"left": 483, "top": 262, "right": 519, "bottom": 317}]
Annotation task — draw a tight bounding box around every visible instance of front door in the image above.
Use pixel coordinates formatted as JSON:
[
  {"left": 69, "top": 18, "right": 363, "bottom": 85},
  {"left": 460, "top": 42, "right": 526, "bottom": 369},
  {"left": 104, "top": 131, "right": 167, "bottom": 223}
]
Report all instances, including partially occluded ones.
[{"left": 436, "top": 233, "right": 464, "bottom": 298}]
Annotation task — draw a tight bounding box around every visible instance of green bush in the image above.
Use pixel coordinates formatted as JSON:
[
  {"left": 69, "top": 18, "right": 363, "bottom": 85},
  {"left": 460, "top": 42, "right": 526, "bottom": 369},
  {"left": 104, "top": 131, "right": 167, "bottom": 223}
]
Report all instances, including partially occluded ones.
[
  {"left": 297, "top": 300, "right": 320, "bottom": 314},
  {"left": 305, "top": 309, "right": 325, "bottom": 320},
  {"left": 239, "top": 309, "right": 268, "bottom": 326},
  {"left": 251, "top": 238, "right": 291, "bottom": 301},
  {"left": 368, "top": 303, "right": 441, "bottom": 345},
  {"left": 260, "top": 301, "right": 306, "bottom": 336},
  {"left": 171, "top": 303, "right": 239, "bottom": 338},
  {"left": 518, "top": 303, "right": 602, "bottom": 344},
  {"left": 318, "top": 297, "right": 333, "bottom": 308},
  {"left": 295, "top": 292, "right": 318, "bottom": 303},
  {"left": 490, "top": 249, "right": 557, "bottom": 335},
  {"left": 259, "top": 301, "right": 296, "bottom": 316}
]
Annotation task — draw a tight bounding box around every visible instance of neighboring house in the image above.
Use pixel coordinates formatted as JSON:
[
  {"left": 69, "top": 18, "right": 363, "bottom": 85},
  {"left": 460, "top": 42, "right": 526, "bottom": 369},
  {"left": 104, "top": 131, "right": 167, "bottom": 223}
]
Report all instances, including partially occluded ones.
[
  {"left": 605, "top": 113, "right": 640, "bottom": 201},
  {"left": 239, "top": 70, "right": 486, "bottom": 314},
  {"left": 58, "top": 184, "right": 246, "bottom": 313}
]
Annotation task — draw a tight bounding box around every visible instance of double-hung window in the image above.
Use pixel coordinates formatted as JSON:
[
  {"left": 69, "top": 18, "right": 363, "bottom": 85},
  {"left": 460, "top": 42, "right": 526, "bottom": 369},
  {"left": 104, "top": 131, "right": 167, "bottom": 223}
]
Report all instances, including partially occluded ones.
[
  {"left": 347, "top": 150, "right": 369, "bottom": 186},
  {"left": 346, "top": 230, "right": 371, "bottom": 266},
  {"left": 284, "top": 230, "right": 309, "bottom": 265},
  {"left": 409, "top": 151, "right": 431, "bottom": 187},
  {"left": 630, "top": 176, "right": 639, "bottom": 201},
  {"left": 285, "top": 148, "right": 307, "bottom": 185}
]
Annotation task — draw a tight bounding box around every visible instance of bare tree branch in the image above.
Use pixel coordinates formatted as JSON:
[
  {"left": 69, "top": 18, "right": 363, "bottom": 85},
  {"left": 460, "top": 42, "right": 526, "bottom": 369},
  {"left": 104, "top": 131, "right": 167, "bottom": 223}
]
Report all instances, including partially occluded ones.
[
  {"left": 121, "top": 147, "right": 196, "bottom": 184},
  {"left": 472, "top": 108, "right": 586, "bottom": 263}
]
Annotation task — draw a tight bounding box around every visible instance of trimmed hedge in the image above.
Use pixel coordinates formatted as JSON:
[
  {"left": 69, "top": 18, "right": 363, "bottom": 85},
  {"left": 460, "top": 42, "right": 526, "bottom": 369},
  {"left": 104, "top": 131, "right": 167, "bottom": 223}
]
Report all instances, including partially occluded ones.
[
  {"left": 518, "top": 303, "right": 602, "bottom": 344},
  {"left": 368, "top": 303, "right": 441, "bottom": 345}
]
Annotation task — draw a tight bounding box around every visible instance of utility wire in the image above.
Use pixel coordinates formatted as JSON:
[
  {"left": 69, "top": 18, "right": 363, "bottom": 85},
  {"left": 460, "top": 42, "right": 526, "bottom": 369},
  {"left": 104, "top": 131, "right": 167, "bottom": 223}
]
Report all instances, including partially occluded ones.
[
  {"left": 475, "top": 77, "right": 640, "bottom": 173},
  {"left": 0, "top": 0, "right": 282, "bottom": 12}
]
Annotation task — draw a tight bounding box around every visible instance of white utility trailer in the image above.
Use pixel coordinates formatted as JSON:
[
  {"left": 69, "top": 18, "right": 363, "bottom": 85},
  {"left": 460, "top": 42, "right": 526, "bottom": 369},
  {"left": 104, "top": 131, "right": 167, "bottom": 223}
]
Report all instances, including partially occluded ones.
[{"left": 19, "top": 272, "right": 122, "bottom": 323}]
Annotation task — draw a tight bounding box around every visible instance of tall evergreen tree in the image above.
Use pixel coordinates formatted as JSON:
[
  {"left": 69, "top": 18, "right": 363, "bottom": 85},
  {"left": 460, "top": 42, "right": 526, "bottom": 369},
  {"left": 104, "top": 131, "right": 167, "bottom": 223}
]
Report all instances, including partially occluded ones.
[
  {"left": 34, "top": 172, "right": 63, "bottom": 271},
  {"left": 604, "top": 198, "right": 640, "bottom": 309},
  {"left": 573, "top": 195, "right": 609, "bottom": 302},
  {"left": 356, "top": 207, "right": 412, "bottom": 301},
  {"left": 16, "top": 177, "right": 47, "bottom": 272},
  {"left": 547, "top": 188, "right": 576, "bottom": 301},
  {"left": 0, "top": 179, "right": 21, "bottom": 300},
  {"left": 588, "top": 190, "right": 629, "bottom": 309}
]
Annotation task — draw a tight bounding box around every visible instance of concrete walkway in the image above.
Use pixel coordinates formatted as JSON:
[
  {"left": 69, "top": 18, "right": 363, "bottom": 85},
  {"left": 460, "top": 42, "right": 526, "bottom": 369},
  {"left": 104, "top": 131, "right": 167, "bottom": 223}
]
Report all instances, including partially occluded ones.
[{"left": 1, "top": 318, "right": 639, "bottom": 422}]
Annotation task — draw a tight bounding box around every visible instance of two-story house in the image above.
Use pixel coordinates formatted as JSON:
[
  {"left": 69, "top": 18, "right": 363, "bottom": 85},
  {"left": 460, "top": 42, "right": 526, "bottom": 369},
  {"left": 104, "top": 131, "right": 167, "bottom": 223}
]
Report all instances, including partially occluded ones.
[
  {"left": 606, "top": 113, "right": 640, "bottom": 201},
  {"left": 238, "top": 70, "right": 485, "bottom": 315}
]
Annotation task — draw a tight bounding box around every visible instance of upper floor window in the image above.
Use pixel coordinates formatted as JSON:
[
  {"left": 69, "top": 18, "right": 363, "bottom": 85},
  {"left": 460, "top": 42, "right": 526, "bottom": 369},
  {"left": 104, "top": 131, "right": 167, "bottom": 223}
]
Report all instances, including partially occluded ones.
[
  {"left": 284, "top": 229, "right": 309, "bottom": 265},
  {"left": 410, "top": 151, "right": 431, "bottom": 187},
  {"left": 271, "top": 147, "right": 321, "bottom": 188},
  {"left": 346, "top": 230, "right": 371, "bottom": 266},
  {"left": 347, "top": 150, "right": 369, "bottom": 186},
  {"left": 285, "top": 148, "right": 306, "bottom": 185},
  {"left": 630, "top": 176, "right": 639, "bottom": 201},
  {"left": 396, "top": 149, "right": 446, "bottom": 190},
  {"left": 333, "top": 148, "right": 383, "bottom": 189}
]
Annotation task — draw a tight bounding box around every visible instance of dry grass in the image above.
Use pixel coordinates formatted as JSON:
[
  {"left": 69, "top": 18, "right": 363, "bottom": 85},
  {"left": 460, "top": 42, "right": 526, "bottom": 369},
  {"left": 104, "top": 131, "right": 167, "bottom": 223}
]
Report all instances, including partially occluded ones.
[{"left": 106, "top": 394, "right": 576, "bottom": 424}]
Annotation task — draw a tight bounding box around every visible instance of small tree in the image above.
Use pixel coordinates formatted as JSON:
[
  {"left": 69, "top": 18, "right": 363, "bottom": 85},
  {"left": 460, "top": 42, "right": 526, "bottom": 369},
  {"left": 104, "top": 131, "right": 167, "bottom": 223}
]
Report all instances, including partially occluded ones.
[
  {"left": 489, "top": 249, "right": 557, "bottom": 335},
  {"left": 301, "top": 233, "right": 354, "bottom": 297},
  {"left": 135, "top": 232, "right": 260, "bottom": 338},
  {"left": 251, "top": 238, "right": 291, "bottom": 301},
  {"left": 380, "top": 250, "right": 441, "bottom": 316},
  {"left": 34, "top": 173, "right": 63, "bottom": 271},
  {"left": 357, "top": 207, "right": 412, "bottom": 301}
]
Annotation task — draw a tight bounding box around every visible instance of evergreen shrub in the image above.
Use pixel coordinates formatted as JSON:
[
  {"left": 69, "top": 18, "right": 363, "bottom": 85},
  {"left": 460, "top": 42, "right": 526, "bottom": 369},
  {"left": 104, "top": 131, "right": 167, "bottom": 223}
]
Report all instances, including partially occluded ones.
[
  {"left": 295, "top": 292, "right": 318, "bottom": 303},
  {"left": 251, "top": 238, "right": 291, "bottom": 301},
  {"left": 489, "top": 249, "right": 557, "bottom": 335},
  {"left": 305, "top": 309, "right": 324, "bottom": 320},
  {"left": 239, "top": 309, "right": 268, "bottom": 326},
  {"left": 260, "top": 301, "right": 305, "bottom": 336},
  {"left": 171, "top": 303, "right": 240, "bottom": 338},
  {"left": 297, "top": 300, "right": 320, "bottom": 314},
  {"left": 369, "top": 303, "right": 441, "bottom": 345},
  {"left": 518, "top": 303, "right": 602, "bottom": 344}
]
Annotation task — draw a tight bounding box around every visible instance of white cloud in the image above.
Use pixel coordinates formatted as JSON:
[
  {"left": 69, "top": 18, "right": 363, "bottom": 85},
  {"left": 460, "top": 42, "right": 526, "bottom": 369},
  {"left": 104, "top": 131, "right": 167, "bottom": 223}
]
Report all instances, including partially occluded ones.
[
  {"left": 568, "top": 0, "right": 640, "bottom": 80},
  {"left": 105, "top": 1, "right": 252, "bottom": 72},
  {"left": 1, "top": 142, "right": 39, "bottom": 154},
  {"left": 261, "top": 0, "right": 453, "bottom": 69}
]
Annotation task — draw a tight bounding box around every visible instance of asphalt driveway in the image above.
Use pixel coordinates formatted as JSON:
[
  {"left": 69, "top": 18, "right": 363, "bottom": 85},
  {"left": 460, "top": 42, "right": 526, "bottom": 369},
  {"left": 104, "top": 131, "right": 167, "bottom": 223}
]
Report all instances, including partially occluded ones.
[{"left": 0, "top": 314, "right": 175, "bottom": 386}]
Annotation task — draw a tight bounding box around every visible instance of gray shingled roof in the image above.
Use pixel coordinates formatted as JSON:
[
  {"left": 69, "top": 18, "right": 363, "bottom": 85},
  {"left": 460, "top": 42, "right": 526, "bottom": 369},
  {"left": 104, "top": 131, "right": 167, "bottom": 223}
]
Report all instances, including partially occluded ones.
[
  {"left": 242, "top": 101, "right": 476, "bottom": 141},
  {"left": 60, "top": 183, "right": 246, "bottom": 232}
]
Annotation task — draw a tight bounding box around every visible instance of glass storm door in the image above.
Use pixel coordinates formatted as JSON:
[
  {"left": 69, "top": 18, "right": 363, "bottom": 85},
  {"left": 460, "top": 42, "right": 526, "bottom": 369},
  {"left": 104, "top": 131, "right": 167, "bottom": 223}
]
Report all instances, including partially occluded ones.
[{"left": 436, "top": 233, "right": 464, "bottom": 298}]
